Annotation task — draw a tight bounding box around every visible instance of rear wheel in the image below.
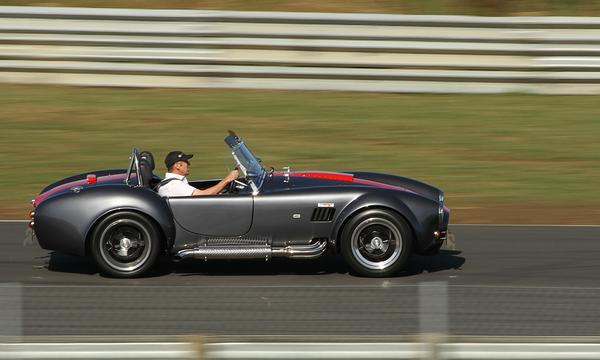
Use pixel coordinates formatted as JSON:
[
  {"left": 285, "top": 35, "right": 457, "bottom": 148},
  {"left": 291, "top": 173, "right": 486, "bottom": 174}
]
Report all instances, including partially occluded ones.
[
  {"left": 90, "top": 211, "right": 160, "bottom": 278},
  {"left": 341, "top": 209, "right": 412, "bottom": 277}
]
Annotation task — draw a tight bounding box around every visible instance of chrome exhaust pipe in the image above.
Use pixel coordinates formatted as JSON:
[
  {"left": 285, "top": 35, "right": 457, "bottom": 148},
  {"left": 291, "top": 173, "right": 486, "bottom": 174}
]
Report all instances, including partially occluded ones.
[
  {"left": 272, "top": 241, "right": 328, "bottom": 259},
  {"left": 173, "top": 246, "right": 271, "bottom": 262},
  {"left": 173, "top": 240, "right": 327, "bottom": 262}
]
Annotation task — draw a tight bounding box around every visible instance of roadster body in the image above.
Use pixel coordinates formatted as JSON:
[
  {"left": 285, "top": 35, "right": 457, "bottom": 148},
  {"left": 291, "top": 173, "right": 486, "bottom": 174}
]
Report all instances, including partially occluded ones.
[{"left": 31, "top": 133, "right": 449, "bottom": 278}]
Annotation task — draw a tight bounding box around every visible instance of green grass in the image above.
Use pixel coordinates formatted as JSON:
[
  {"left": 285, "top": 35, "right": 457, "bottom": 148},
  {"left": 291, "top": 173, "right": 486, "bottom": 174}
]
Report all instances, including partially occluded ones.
[
  {"left": 1, "top": 85, "right": 599, "bottom": 221},
  {"left": 4, "top": 0, "right": 600, "bottom": 16}
]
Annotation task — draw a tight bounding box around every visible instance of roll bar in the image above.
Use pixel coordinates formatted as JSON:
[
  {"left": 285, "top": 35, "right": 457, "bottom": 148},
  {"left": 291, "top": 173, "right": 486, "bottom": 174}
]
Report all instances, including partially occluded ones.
[{"left": 125, "top": 147, "right": 143, "bottom": 187}]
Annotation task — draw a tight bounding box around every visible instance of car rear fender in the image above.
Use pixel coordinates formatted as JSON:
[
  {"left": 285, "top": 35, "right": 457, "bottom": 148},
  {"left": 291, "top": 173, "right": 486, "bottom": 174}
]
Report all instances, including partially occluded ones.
[
  {"left": 34, "top": 185, "right": 175, "bottom": 256},
  {"left": 84, "top": 207, "right": 173, "bottom": 257},
  {"left": 40, "top": 168, "right": 127, "bottom": 194},
  {"left": 82, "top": 188, "right": 176, "bottom": 254}
]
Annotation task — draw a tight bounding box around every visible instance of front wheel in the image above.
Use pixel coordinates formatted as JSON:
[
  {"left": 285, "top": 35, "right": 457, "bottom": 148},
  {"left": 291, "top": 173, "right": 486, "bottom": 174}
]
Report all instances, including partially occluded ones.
[
  {"left": 90, "top": 211, "right": 161, "bottom": 278},
  {"left": 341, "top": 209, "right": 412, "bottom": 277}
]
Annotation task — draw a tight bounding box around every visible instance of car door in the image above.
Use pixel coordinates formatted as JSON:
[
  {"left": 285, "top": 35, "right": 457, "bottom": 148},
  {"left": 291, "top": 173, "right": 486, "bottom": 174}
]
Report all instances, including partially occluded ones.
[
  {"left": 167, "top": 195, "right": 253, "bottom": 236},
  {"left": 251, "top": 189, "right": 356, "bottom": 246}
]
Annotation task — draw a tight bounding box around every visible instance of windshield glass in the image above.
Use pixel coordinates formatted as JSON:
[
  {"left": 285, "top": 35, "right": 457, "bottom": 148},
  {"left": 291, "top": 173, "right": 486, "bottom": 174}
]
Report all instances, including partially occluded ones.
[{"left": 224, "top": 132, "right": 265, "bottom": 182}]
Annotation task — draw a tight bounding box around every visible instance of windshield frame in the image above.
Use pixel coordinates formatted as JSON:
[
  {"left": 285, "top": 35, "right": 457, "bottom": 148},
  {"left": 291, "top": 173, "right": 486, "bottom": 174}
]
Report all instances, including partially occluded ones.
[{"left": 225, "top": 133, "right": 266, "bottom": 195}]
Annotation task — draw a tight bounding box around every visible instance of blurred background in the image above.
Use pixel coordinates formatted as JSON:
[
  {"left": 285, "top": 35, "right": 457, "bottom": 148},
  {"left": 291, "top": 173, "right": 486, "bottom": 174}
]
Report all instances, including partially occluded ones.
[
  {"left": 1, "top": 1, "right": 600, "bottom": 224},
  {"left": 1, "top": 1, "right": 600, "bottom": 359}
]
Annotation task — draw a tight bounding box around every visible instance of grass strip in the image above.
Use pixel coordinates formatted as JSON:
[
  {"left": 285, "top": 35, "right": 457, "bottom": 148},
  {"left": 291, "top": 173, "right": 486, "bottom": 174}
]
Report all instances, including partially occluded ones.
[{"left": 1, "top": 84, "right": 599, "bottom": 223}]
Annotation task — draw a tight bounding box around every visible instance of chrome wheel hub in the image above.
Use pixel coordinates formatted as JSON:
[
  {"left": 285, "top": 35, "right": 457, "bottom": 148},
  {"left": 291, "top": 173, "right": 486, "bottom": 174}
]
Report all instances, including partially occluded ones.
[
  {"left": 370, "top": 236, "right": 384, "bottom": 251},
  {"left": 118, "top": 237, "right": 132, "bottom": 256},
  {"left": 350, "top": 218, "right": 402, "bottom": 270},
  {"left": 120, "top": 237, "right": 132, "bottom": 249},
  {"left": 99, "top": 219, "right": 151, "bottom": 272}
]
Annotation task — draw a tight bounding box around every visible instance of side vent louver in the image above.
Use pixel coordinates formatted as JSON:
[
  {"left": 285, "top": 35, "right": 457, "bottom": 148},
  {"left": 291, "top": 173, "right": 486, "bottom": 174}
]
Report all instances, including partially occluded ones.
[{"left": 311, "top": 207, "right": 335, "bottom": 222}]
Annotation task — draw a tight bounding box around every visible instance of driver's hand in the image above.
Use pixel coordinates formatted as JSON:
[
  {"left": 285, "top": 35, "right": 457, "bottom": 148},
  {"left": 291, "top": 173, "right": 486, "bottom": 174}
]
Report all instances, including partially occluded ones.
[{"left": 224, "top": 170, "right": 239, "bottom": 183}]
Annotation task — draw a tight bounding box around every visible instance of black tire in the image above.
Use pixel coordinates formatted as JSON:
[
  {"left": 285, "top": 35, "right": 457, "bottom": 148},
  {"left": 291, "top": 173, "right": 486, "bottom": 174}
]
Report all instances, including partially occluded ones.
[
  {"left": 90, "top": 211, "right": 161, "bottom": 278},
  {"left": 341, "top": 209, "right": 412, "bottom": 277}
]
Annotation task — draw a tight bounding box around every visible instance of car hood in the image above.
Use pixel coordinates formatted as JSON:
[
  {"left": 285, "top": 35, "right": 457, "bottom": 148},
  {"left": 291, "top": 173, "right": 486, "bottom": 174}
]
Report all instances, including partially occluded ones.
[
  {"left": 272, "top": 170, "right": 442, "bottom": 202},
  {"left": 346, "top": 171, "right": 443, "bottom": 202}
]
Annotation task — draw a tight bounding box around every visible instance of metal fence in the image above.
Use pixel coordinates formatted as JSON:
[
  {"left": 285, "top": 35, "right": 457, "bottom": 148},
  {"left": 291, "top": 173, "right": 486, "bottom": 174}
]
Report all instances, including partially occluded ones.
[{"left": 2, "top": 6, "right": 600, "bottom": 93}]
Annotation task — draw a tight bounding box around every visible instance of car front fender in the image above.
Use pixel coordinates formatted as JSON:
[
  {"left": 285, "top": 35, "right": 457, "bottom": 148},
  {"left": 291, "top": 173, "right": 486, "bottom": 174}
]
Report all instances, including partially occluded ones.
[{"left": 331, "top": 190, "right": 439, "bottom": 254}]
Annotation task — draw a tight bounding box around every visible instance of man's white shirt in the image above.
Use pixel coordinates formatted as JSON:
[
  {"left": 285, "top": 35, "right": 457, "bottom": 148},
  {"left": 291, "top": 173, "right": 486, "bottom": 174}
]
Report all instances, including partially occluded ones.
[{"left": 158, "top": 172, "right": 197, "bottom": 197}]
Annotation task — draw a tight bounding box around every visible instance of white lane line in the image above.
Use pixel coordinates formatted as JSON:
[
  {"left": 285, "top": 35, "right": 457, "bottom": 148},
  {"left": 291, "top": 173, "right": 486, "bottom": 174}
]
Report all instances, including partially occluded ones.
[
  {"left": 0, "top": 283, "right": 428, "bottom": 289},
  {"left": 9, "top": 284, "right": 600, "bottom": 291},
  {"left": 451, "top": 224, "right": 600, "bottom": 227}
]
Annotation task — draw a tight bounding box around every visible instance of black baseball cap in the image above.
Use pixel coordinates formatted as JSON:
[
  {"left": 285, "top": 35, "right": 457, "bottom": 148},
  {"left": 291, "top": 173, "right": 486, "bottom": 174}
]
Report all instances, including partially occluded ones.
[{"left": 164, "top": 151, "right": 193, "bottom": 168}]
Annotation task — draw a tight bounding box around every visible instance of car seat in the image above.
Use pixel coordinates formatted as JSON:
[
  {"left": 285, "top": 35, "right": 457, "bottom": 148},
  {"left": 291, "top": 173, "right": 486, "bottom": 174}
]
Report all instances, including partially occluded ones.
[{"left": 139, "top": 151, "right": 159, "bottom": 188}]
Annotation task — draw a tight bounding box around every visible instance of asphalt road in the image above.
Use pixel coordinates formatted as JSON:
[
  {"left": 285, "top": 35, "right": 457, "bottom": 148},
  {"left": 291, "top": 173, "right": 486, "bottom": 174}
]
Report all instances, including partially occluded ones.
[{"left": 1, "top": 222, "right": 599, "bottom": 336}]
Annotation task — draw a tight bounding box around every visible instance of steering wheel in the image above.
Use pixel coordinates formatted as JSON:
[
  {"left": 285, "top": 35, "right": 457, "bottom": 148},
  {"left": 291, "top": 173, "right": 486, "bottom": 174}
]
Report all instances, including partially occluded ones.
[
  {"left": 230, "top": 179, "right": 248, "bottom": 194},
  {"left": 219, "top": 178, "right": 245, "bottom": 195}
]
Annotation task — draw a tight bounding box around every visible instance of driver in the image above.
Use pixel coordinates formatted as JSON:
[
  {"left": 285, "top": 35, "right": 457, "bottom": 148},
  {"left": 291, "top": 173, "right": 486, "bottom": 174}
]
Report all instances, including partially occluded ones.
[{"left": 157, "top": 151, "right": 239, "bottom": 197}]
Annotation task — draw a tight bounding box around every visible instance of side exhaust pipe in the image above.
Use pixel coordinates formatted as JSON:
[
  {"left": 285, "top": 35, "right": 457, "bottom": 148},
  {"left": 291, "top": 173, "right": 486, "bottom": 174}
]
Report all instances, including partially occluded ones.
[
  {"left": 173, "top": 240, "right": 327, "bottom": 262},
  {"left": 173, "top": 246, "right": 270, "bottom": 262},
  {"left": 271, "top": 241, "right": 327, "bottom": 259}
]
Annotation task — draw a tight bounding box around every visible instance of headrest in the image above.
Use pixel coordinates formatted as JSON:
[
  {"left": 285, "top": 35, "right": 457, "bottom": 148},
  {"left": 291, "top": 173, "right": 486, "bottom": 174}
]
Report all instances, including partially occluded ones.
[{"left": 139, "top": 151, "right": 155, "bottom": 171}]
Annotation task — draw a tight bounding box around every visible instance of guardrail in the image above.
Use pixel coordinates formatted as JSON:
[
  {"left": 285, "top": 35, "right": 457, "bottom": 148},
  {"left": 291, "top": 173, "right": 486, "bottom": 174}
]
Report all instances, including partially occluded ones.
[
  {"left": 1, "top": 6, "right": 600, "bottom": 93},
  {"left": 2, "top": 336, "right": 600, "bottom": 359}
]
